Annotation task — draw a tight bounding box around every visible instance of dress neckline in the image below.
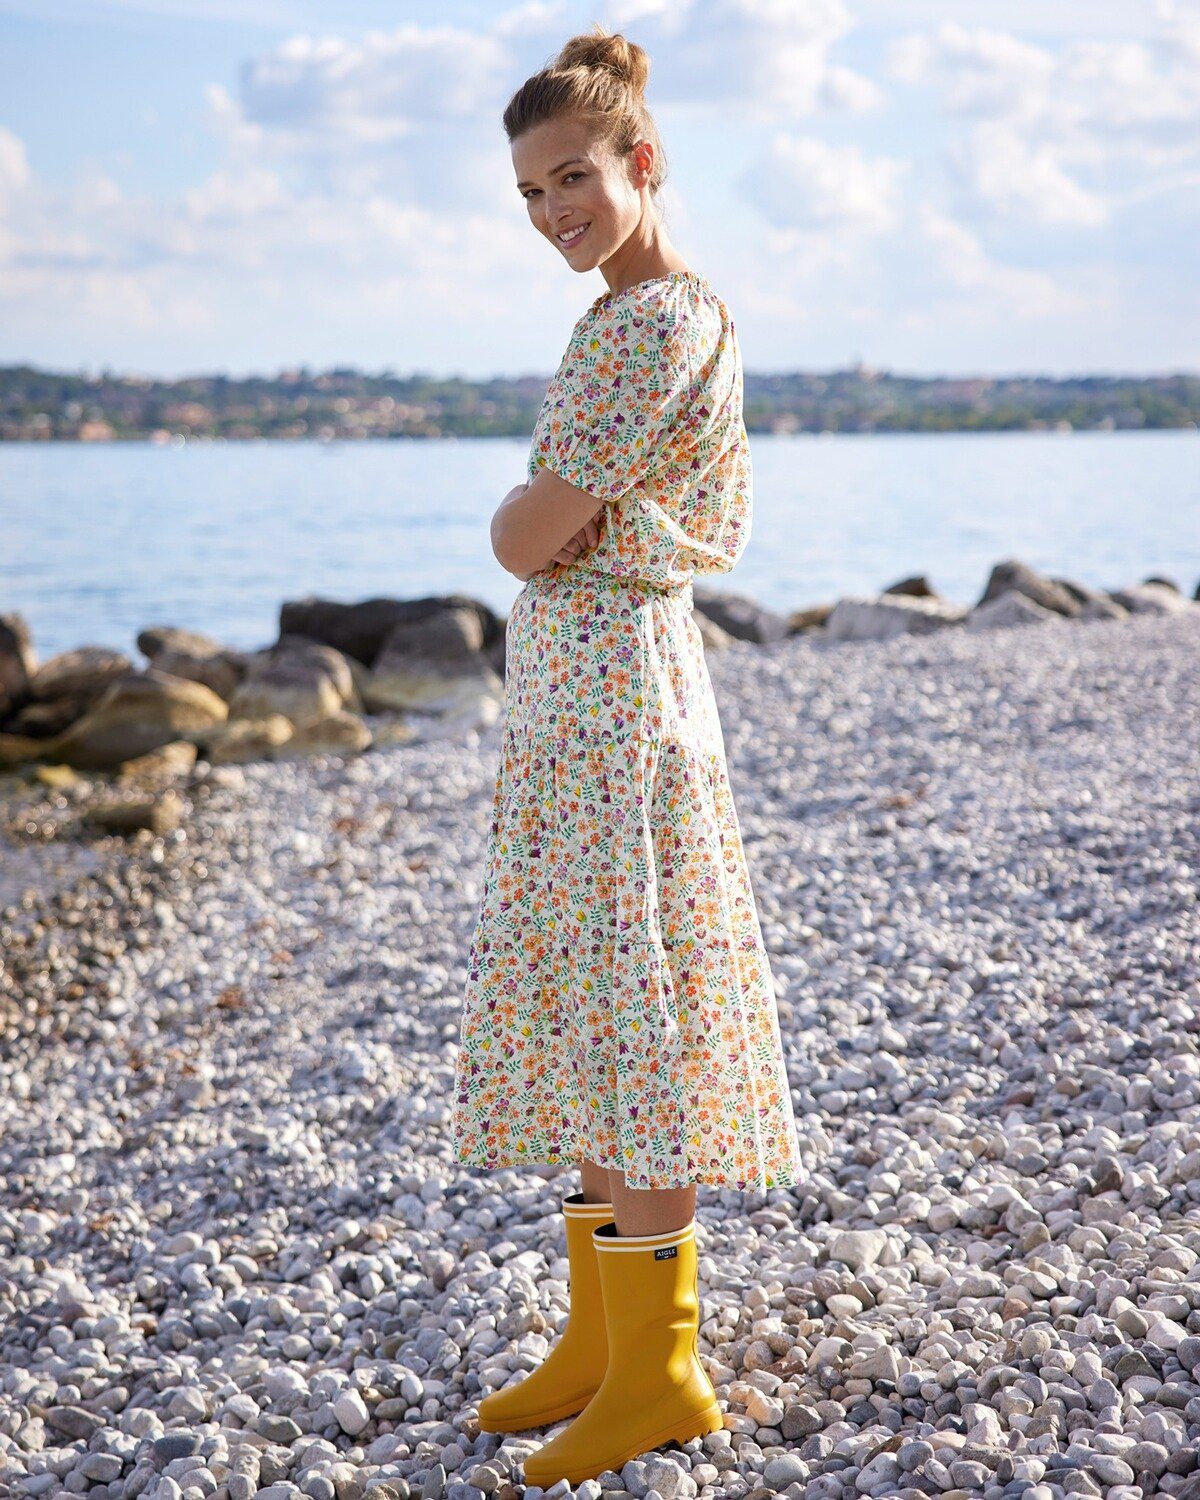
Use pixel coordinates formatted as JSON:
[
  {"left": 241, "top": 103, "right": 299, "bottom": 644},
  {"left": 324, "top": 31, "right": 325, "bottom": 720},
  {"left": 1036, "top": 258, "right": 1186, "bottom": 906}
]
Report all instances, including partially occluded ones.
[{"left": 587, "top": 268, "right": 709, "bottom": 314}]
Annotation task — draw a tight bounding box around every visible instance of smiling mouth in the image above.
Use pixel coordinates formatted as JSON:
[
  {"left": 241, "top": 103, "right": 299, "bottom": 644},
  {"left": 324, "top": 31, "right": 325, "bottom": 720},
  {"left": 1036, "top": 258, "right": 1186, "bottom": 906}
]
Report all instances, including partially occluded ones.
[{"left": 557, "top": 222, "right": 590, "bottom": 247}]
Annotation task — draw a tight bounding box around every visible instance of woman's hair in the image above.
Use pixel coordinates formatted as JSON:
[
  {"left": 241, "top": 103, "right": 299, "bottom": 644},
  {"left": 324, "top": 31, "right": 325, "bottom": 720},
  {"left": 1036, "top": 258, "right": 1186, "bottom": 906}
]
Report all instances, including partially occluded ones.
[{"left": 502, "top": 24, "right": 669, "bottom": 199}]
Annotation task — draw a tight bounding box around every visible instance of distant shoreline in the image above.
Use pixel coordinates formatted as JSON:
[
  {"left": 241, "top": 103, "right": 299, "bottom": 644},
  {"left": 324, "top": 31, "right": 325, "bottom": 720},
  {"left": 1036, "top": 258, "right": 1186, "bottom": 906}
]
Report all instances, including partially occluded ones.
[{"left": 2, "top": 361, "right": 1198, "bottom": 442}]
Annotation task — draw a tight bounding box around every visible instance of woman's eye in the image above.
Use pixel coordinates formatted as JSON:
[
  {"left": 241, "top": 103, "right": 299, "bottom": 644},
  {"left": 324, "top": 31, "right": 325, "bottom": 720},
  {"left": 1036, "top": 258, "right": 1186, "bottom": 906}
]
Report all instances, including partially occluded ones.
[{"left": 522, "top": 172, "right": 583, "bottom": 200}]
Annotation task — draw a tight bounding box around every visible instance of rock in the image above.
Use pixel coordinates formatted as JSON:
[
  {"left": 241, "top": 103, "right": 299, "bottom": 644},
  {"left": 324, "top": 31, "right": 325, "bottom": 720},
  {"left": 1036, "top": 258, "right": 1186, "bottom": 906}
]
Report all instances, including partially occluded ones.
[
  {"left": 763, "top": 1454, "right": 808, "bottom": 1489},
  {"left": 1109, "top": 582, "right": 1200, "bottom": 616},
  {"left": 881, "top": 574, "right": 936, "bottom": 597},
  {"left": 691, "top": 587, "right": 791, "bottom": 643},
  {"left": 1078, "top": 595, "right": 1129, "bottom": 622},
  {"left": 785, "top": 603, "right": 833, "bottom": 634},
  {"left": 977, "top": 559, "right": 1082, "bottom": 617},
  {"left": 204, "top": 714, "right": 295, "bottom": 764},
  {"left": 966, "top": 592, "right": 1061, "bottom": 630},
  {"left": 279, "top": 594, "right": 505, "bottom": 667},
  {"left": 692, "top": 610, "right": 736, "bottom": 649},
  {"left": 7, "top": 694, "right": 91, "bottom": 738},
  {"left": 829, "top": 1228, "right": 889, "bottom": 1270},
  {"left": 369, "top": 718, "right": 418, "bottom": 749},
  {"left": 32, "top": 763, "right": 78, "bottom": 788},
  {"left": 84, "top": 789, "right": 184, "bottom": 836},
  {"left": 365, "top": 608, "right": 503, "bottom": 717},
  {"left": 28, "top": 645, "right": 133, "bottom": 702},
  {"left": 334, "top": 1388, "right": 370, "bottom": 1435},
  {"left": 117, "top": 740, "right": 199, "bottom": 783},
  {"left": 0, "top": 612, "right": 36, "bottom": 719},
  {"left": 824, "top": 593, "right": 967, "bottom": 640},
  {"left": 402, "top": 687, "right": 504, "bottom": 741},
  {"left": 140, "top": 624, "right": 251, "bottom": 695},
  {"left": 0, "top": 732, "right": 47, "bottom": 768},
  {"left": 44, "top": 668, "right": 229, "bottom": 771},
  {"left": 228, "top": 653, "right": 346, "bottom": 727},
  {"left": 1050, "top": 577, "right": 1128, "bottom": 620},
  {"left": 280, "top": 711, "right": 373, "bottom": 760},
  {"left": 270, "top": 637, "right": 359, "bottom": 706}
]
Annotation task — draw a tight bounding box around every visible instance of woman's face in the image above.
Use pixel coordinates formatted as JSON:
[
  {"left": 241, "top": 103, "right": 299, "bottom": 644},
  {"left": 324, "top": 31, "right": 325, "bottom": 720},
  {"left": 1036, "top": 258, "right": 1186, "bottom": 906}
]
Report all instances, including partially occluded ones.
[{"left": 512, "top": 116, "right": 647, "bottom": 273}]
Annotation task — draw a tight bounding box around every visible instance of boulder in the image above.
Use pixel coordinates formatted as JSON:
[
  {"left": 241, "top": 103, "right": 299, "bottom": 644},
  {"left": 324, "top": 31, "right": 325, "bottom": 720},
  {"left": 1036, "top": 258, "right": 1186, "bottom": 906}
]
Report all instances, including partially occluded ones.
[
  {"left": 138, "top": 625, "right": 232, "bottom": 658},
  {"left": 139, "top": 627, "right": 248, "bottom": 701},
  {"left": 85, "top": 790, "right": 184, "bottom": 837},
  {"left": 1108, "top": 582, "right": 1200, "bottom": 616},
  {"left": 691, "top": 587, "right": 791, "bottom": 643},
  {"left": 824, "top": 594, "right": 967, "bottom": 641},
  {"left": 786, "top": 603, "right": 834, "bottom": 634},
  {"left": 0, "top": 732, "right": 46, "bottom": 768},
  {"left": 1078, "top": 595, "right": 1129, "bottom": 622},
  {"left": 0, "top": 613, "right": 36, "bottom": 720},
  {"left": 227, "top": 655, "right": 345, "bottom": 727},
  {"left": 29, "top": 646, "right": 133, "bottom": 702},
  {"left": 881, "top": 574, "right": 936, "bottom": 598},
  {"left": 365, "top": 607, "right": 504, "bottom": 716},
  {"left": 116, "top": 740, "right": 199, "bottom": 783},
  {"left": 281, "top": 711, "right": 373, "bottom": 759},
  {"left": 403, "top": 689, "right": 504, "bottom": 741},
  {"left": 269, "top": 637, "right": 358, "bottom": 708},
  {"left": 46, "top": 669, "right": 229, "bottom": 771},
  {"left": 279, "top": 594, "right": 505, "bottom": 667},
  {"left": 966, "top": 592, "right": 1060, "bottom": 630},
  {"left": 371, "top": 718, "right": 418, "bottom": 749},
  {"left": 7, "top": 698, "right": 89, "bottom": 739},
  {"left": 977, "top": 560, "right": 1081, "bottom": 618},
  {"left": 692, "top": 610, "right": 735, "bottom": 649},
  {"left": 1050, "top": 577, "right": 1127, "bottom": 620},
  {"left": 205, "top": 715, "right": 294, "bottom": 765}
]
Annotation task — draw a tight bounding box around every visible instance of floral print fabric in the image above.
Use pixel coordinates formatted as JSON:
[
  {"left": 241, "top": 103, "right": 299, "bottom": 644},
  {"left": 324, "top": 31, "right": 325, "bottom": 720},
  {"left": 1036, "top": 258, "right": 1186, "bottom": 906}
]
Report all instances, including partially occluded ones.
[
  {"left": 451, "top": 271, "right": 802, "bottom": 1192},
  {"left": 530, "top": 270, "right": 754, "bottom": 591}
]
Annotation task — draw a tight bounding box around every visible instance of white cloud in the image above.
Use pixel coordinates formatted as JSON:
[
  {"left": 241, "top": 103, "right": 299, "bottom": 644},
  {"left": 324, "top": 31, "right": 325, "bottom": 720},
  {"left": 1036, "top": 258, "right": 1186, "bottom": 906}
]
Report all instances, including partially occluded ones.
[
  {"left": 885, "top": 24, "right": 1054, "bottom": 119},
  {"left": 738, "top": 133, "right": 907, "bottom": 234},
  {"left": 604, "top": 0, "right": 882, "bottom": 117},
  {"left": 914, "top": 203, "right": 1085, "bottom": 321},
  {"left": 884, "top": 9, "right": 1200, "bottom": 229},
  {"left": 233, "top": 24, "right": 512, "bottom": 144},
  {"left": 946, "top": 121, "right": 1108, "bottom": 228},
  {"left": 0, "top": 126, "right": 31, "bottom": 208}
]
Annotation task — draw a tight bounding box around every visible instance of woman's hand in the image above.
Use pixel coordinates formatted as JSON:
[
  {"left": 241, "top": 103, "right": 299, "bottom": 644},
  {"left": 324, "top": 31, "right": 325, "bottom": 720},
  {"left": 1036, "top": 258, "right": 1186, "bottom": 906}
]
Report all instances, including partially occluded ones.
[
  {"left": 550, "top": 510, "right": 606, "bottom": 567},
  {"left": 498, "top": 481, "right": 607, "bottom": 580}
]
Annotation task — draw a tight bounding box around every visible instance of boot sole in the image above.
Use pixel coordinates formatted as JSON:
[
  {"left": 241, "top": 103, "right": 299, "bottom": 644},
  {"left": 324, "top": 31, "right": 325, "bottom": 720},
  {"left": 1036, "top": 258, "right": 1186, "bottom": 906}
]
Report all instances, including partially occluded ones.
[
  {"left": 477, "top": 1388, "right": 598, "bottom": 1433},
  {"left": 524, "top": 1401, "right": 725, "bottom": 1486}
]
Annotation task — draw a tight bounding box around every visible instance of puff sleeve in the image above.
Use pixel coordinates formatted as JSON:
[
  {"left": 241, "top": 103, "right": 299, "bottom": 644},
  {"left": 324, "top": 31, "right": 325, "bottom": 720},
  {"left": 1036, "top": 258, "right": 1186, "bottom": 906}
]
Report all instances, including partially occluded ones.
[{"left": 530, "top": 288, "right": 707, "bottom": 506}]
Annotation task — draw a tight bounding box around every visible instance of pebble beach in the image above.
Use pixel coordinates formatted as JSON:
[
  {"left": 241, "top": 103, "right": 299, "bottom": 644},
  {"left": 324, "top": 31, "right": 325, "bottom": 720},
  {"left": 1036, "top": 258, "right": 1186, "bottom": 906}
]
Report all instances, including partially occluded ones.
[{"left": 3, "top": 606, "right": 1200, "bottom": 1500}]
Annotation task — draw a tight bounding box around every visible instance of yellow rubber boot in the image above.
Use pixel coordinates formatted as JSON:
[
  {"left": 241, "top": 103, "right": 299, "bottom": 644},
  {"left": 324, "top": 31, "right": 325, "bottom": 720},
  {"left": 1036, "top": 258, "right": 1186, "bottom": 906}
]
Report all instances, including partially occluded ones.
[
  {"left": 522, "top": 1218, "right": 724, "bottom": 1489},
  {"left": 476, "top": 1193, "right": 614, "bottom": 1432}
]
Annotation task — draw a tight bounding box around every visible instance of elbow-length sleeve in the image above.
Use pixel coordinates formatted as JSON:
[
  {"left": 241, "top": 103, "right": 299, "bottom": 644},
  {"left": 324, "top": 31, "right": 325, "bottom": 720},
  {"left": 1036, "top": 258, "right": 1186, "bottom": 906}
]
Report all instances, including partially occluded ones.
[
  {"left": 531, "top": 290, "right": 702, "bottom": 505},
  {"left": 527, "top": 272, "right": 751, "bottom": 591}
]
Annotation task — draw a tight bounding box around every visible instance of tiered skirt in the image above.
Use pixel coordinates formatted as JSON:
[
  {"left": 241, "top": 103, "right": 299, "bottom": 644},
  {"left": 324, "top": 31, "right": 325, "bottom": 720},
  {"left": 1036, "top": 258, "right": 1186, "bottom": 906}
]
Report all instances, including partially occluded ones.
[{"left": 451, "top": 564, "right": 802, "bottom": 1191}]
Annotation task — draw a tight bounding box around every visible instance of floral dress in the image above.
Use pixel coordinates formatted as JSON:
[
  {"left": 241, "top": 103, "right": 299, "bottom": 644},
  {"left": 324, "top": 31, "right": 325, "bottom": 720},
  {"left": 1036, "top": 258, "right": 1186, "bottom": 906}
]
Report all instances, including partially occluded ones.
[{"left": 451, "top": 269, "right": 803, "bottom": 1192}]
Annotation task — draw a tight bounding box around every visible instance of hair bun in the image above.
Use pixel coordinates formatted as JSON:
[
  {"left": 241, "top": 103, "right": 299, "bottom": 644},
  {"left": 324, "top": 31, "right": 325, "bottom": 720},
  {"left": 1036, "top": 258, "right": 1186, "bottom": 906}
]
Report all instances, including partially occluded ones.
[{"left": 554, "top": 25, "right": 650, "bottom": 97}]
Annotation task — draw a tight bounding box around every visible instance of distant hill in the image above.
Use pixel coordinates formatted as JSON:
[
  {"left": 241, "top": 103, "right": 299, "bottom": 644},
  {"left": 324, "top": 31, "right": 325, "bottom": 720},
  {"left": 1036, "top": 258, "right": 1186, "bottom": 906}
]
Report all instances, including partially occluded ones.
[{"left": 1, "top": 362, "right": 1196, "bottom": 441}]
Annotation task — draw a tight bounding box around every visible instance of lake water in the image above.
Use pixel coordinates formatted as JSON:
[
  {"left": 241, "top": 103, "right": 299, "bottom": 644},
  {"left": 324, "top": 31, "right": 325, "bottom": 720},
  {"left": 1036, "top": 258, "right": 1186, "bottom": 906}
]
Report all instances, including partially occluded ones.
[{"left": 1, "top": 430, "right": 1197, "bottom": 661}]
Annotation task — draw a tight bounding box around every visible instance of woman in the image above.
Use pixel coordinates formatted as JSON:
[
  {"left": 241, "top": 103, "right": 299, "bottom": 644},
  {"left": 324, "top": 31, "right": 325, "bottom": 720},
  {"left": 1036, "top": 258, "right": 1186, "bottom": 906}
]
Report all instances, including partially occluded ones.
[{"left": 450, "top": 24, "right": 804, "bottom": 1489}]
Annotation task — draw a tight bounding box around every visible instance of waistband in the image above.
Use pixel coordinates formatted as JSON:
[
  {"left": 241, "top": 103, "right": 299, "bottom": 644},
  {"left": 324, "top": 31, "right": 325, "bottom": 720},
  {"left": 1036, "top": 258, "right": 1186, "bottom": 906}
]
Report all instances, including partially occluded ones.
[{"left": 528, "top": 563, "right": 694, "bottom": 602}]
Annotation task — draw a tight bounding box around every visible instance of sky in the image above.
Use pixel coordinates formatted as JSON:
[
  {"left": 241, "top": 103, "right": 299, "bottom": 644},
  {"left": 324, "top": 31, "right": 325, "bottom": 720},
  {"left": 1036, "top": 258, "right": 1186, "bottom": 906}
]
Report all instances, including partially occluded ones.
[{"left": 0, "top": 0, "right": 1197, "bottom": 381}]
